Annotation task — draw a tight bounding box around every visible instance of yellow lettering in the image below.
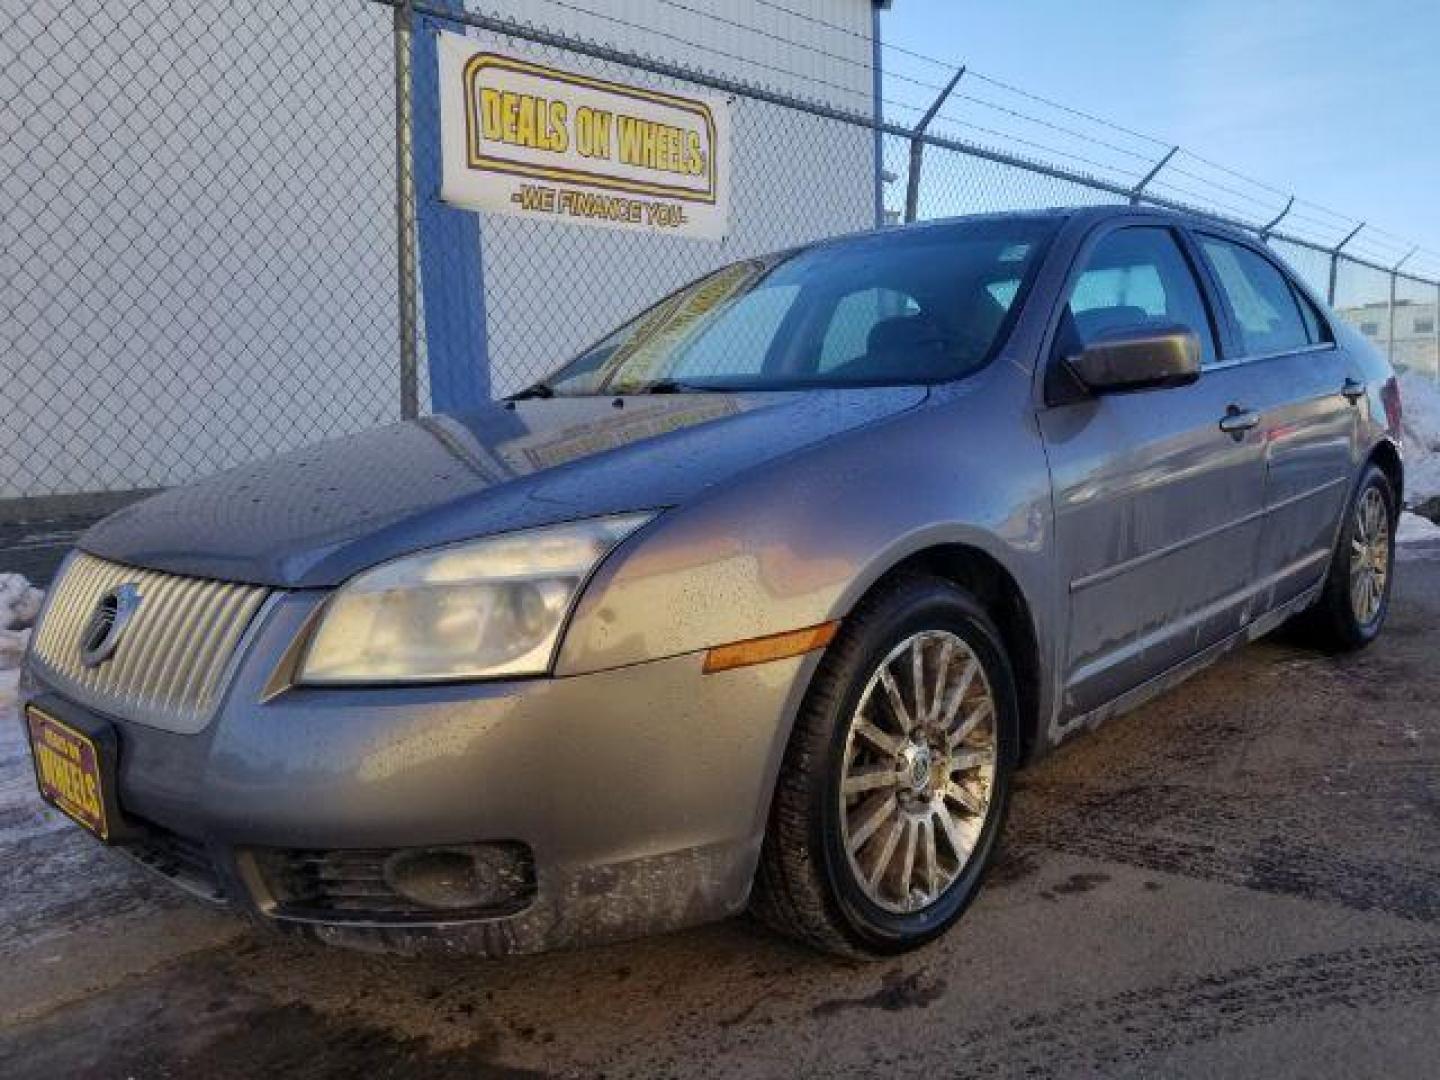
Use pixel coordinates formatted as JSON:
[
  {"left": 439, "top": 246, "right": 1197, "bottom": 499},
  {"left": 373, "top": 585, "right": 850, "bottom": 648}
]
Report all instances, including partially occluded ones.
[
  {"left": 616, "top": 114, "right": 643, "bottom": 166},
  {"left": 480, "top": 87, "right": 504, "bottom": 140},
  {"left": 66, "top": 760, "right": 85, "bottom": 807},
  {"left": 37, "top": 746, "right": 61, "bottom": 791},
  {"left": 515, "top": 93, "right": 536, "bottom": 147},
  {"left": 615, "top": 115, "right": 703, "bottom": 176},
  {"left": 500, "top": 90, "right": 520, "bottom": 143},
  {"left": 548, "top": 100, "right": 569, "bottom": 153},
  {"left": 512, "top": 184, "right": 555, "bottom": 212},
  {"left": 576, "top": 107, "right": 611, "bottom": 159},
  {"left": 483, "top": 92, "right": 569, "bottom": 153}
]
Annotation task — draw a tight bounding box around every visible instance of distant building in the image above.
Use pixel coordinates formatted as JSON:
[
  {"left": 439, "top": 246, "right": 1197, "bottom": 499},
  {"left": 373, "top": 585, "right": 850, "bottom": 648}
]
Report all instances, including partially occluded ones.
[{"left": 1336, "top": 299, "right": 1439, "bottom": 375}]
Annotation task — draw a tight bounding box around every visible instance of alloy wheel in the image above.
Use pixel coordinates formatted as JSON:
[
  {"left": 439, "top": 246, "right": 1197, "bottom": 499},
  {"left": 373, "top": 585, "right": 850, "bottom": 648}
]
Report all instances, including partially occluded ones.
[
  {"left": 1350, "top": 486, "right": 1391, "bottom": 626},
  {"left": 838, "top": 630, "right": 998, "bottom": 914}
]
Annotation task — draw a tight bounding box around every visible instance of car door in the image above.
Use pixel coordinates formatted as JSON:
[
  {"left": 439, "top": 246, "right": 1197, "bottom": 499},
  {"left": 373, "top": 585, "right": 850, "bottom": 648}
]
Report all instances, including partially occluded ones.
[
  {"left": 1191, "top": 233, "right": 1357, "bottom": 608},
  {"left": 1038, "top": 224, "right": 1270, "bottom": 717}
]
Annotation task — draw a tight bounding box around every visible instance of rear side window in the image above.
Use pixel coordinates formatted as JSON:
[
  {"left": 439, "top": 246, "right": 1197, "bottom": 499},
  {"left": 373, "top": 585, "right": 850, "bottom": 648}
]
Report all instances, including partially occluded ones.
[
  {"left": 1291, "top": 284, "right": 1331, "bottom": 345},
  {"left": 1064, "top": 227, "right": 1217, "bottom": 364},
  {"left": 1198, "top": 237, "right": 1311, "bottom": 356}
]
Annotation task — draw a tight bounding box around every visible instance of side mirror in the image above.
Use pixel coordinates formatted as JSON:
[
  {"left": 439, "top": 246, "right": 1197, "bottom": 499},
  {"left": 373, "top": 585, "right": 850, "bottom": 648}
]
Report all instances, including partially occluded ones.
[{"left": 1066, "top": 322, "right": 1202, "bottom": 394}]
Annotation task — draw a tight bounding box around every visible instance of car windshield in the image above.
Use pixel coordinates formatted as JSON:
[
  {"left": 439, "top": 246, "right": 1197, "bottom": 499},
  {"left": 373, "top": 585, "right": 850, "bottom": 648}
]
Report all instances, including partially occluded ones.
[{"left": 536, "top": 218, "right": 1058, "bottom": 396}]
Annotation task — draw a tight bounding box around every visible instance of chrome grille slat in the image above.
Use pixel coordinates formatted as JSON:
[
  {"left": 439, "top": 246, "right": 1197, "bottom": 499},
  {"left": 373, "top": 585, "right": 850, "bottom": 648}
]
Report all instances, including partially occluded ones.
[
  {"left": 29, "top": 553, "right": 272, "bottom": 734},
  {"left": 107, "top": 566, "right": 165, "bottom": 702},
  {"left": 184, "top": 585, "right": 249, "bottom": 711},
  {"left": 126, "top": 572, "right": 181, "bottom": 711},
  {"left": 154, "top": 576, "right": 210, "bottom": 715}
]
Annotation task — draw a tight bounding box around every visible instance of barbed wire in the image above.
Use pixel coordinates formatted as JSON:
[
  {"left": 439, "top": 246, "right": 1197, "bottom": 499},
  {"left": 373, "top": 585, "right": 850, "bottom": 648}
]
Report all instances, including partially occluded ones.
[
  {"left": 645, "top": 0, "right": 966, "bottom": 101},
  {"left": 1146, "top": 178, "right": 1279, "bottom": 228},
  {"left": 928, "top": 113, "right": 1145, "bottom": 184},
  {"left": 947, "top": 90, "right": 1160, "bottom": 167},
  {"left": 471, "top": 0, "right": 886, "bottom": 110},
  {"left": 735, "top": 0, "right": 1433, "bottom": 261},
  {"left": 406, "top": 0, "right": 1438, "bottom": 283},
  {"left": 8, "top": 0, "right": 1439, "bottom": 505}
]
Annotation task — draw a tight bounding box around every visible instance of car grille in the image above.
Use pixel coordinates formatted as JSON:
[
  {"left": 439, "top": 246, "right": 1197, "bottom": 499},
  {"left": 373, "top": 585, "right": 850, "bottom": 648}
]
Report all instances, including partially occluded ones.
[
  {"left": 252, "top": 845, "right": 536, "bottom": 924},
  {"left": 28, "top": 553, "right": 271, "bottom": 734}
]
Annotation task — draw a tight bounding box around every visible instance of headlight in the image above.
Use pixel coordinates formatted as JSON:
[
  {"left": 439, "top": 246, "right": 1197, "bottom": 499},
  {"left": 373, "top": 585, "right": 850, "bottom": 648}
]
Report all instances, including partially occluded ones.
[{"left": 298, "top": 512, "right": 654, "bottom": 684}]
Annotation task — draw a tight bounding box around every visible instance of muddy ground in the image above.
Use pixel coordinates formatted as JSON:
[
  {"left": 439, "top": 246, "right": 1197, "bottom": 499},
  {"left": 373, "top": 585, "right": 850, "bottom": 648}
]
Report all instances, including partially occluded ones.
[{"left": 2, "top": 538, "right": 1439, "bottom": 1078}]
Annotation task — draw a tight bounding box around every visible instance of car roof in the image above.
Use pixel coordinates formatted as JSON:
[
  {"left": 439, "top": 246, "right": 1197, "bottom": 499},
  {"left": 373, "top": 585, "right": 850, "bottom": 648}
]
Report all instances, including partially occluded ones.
[{"left": 814, "top": 204, "right": 1259, "bottom": 250}]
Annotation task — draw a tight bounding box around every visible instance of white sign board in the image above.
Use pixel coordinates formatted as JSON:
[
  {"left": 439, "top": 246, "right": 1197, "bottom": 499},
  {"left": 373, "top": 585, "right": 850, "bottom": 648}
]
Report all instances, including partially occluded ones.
[{"left": 438, "top": 33, "right": 731, "bottom": 239}]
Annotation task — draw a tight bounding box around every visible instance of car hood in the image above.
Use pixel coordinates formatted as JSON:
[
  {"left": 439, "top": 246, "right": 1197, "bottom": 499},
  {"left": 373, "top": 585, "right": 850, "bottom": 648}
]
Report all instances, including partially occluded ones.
[{"left": 81, "top": 387, "right": 927, "bottom": 588}]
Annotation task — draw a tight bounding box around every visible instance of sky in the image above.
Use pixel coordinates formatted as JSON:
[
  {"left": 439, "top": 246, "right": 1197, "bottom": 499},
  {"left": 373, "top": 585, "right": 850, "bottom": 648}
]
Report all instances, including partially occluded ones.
[{"left": 879, "top": 0, "right": 1440, "bottom": 275}]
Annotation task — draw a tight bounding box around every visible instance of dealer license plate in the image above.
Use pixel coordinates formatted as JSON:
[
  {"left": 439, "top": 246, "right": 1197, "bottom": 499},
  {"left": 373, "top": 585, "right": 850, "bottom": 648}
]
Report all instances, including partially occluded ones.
[{"left": 26, "top": 707, "right": 111, "bottom": 840}]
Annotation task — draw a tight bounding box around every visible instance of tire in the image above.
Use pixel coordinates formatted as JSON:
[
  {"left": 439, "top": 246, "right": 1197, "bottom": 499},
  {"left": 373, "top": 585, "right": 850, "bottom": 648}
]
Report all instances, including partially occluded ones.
[
  {"left": 751, "top": 573, "right": 1018, "bottom": 958},
  {"left": 1298, "top": 463, "right": 1397, "bottom": 652}
]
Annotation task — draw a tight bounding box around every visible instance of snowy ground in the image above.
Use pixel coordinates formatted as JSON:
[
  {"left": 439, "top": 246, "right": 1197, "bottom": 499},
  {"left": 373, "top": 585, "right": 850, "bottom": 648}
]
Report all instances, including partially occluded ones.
[
  {"left": 0, "top": 574, "right": 42, "bottom": 671},
  {"left": 1, "top": 666, "right": 62, "bottom": 847},
  {"left": 1400, "top": 371, "right": 1440, "bottom": 508}
]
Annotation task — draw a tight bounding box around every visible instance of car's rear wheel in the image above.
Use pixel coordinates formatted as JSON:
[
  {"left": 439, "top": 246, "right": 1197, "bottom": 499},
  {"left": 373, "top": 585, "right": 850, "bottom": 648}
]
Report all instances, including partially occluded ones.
[
  {"left": 751, "top": 574, "right": 1016, "bottom": 957},
  {"left": 1299, "top": 463, "right": 1396, "bottom": 651}
]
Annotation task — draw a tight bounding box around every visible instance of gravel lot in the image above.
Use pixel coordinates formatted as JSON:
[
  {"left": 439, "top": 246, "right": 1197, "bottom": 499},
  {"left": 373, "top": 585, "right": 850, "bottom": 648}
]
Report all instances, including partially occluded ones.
[{"left": 2, "top": 533, "right": 1439, "bottom": 1079}]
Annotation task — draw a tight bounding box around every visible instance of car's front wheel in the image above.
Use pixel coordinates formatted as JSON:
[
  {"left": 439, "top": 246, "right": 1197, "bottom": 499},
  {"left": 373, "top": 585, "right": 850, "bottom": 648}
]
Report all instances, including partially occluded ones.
[{"left": 751, "top": 574, "right": 1016, "bottom": 957}]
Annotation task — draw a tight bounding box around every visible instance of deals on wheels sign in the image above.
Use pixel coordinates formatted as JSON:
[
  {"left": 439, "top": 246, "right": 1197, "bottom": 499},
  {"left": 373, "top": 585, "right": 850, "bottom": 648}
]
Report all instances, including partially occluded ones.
[{"left": 438, "top": 32, "right": 731, "bottom": 239}]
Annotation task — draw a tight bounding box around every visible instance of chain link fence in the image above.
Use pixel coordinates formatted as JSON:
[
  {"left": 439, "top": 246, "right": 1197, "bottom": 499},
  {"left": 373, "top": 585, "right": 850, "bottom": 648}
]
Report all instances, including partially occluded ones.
[
  {"left": 3, "top": 0, "right": 400, "bottom": 505},
  {"left": 4, "top": 0, "right": 1438, "bottom": 511}
]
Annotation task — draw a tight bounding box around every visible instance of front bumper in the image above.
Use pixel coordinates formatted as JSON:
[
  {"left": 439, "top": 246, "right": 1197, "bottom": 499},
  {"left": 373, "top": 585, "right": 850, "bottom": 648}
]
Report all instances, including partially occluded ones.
[{"left": 19, "top": 591, "right": 820, "bottom": 956}]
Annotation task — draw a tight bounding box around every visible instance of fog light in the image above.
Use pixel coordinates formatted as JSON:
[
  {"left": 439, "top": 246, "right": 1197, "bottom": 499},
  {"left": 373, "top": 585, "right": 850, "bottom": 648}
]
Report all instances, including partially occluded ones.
[{"left": 382, "top": 844, "right": 531, "bottom": 912}]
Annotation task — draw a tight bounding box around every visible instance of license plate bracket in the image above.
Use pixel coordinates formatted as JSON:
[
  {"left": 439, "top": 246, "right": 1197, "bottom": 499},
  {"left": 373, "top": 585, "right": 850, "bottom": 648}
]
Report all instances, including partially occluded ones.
[{"left": 26, "top": 705, "right": 131, "bottom": 842}]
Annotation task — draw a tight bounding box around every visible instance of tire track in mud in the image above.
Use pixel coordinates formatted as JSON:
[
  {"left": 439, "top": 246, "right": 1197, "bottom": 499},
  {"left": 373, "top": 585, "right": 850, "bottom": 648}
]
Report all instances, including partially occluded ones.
[
  {"left": 921, "top": 940, "right": 1440, "bottom": 1078},
  {"left": 1022, "top": 825, "right": 1440, "bottom": 923},
  {"left": 1005, "top": 775, "right": 1440, "bottom": 924}
]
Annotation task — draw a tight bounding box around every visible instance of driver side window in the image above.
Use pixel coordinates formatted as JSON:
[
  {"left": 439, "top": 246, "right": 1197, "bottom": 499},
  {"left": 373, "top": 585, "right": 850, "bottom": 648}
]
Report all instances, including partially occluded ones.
[{"left": 1066, "top": 227, "right": 1217, "bottom": 365}]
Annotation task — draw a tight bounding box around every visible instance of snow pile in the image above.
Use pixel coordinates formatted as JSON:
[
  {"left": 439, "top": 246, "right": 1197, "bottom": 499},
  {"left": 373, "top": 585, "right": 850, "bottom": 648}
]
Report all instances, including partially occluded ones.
[
  {"left": 0, "top": 574, "right": 44, "bottom": 671},
  {"left": 1398, "top": 511, "right": 1440, "bottom": 545},
  {"left": 1399, "top": 371, "right": 1440, "bottom": 509}
]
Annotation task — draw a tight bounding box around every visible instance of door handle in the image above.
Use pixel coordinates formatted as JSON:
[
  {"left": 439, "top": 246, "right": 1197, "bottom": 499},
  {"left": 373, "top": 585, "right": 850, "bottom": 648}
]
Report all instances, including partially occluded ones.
[
  {"left": 1219, "top": 405, "right": 1261, "bottom": 436},
  {"left": 1341, "top": 377, "right": 1367, "bottom": 403}
]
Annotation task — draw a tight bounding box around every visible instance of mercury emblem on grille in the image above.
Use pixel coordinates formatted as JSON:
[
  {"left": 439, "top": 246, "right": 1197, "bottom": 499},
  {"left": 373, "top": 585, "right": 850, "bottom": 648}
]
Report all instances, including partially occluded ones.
[{"left": 79, "top": 583, "right": 143, "bottom": 669}]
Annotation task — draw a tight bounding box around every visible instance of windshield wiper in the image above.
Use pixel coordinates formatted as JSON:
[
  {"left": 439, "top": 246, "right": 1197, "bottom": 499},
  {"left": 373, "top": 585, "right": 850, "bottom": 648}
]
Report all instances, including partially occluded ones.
[
  {"left": 508, "top": 381, "right": 555, "bottom": 400},
  {"left": 632, "top": 379, "right": 746, "bottom": 394}
]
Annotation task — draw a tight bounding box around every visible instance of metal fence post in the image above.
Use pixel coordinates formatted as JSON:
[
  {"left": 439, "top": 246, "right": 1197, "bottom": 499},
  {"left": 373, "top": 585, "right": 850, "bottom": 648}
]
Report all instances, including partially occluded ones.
[
  {"left": 1129, "top": 146, "right": 1178, "bottom": 206},
  {"left": 903, "top": 66, "right": 965, "bottom": 224},
  {"left": 1387, "top": 271, "right": 1398, "bottom": 364},
  {"left": 393, "top": 0, "right": 420, "bottom": 421},
  {"left": 1327, "top": 222, "right": 1365, "bottom": 306},
  {"left": 1259, "top": 196, "right": 1294, "bottom": 241},
  {"left": 1387, "top": 248, "right": 1418, "bottom": 367}
]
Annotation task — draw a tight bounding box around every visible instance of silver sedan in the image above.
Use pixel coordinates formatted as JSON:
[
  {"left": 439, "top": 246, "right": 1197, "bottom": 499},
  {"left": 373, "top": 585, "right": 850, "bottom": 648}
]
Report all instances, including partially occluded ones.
[{"left": 21, "top": 206, "right": 1403, "bottom": 957}]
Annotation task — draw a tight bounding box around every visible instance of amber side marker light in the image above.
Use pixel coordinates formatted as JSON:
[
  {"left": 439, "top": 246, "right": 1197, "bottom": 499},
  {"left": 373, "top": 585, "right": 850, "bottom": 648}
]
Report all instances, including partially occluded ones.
[{"left": 702, "top": 621, "right": 839, "bottom": 674}]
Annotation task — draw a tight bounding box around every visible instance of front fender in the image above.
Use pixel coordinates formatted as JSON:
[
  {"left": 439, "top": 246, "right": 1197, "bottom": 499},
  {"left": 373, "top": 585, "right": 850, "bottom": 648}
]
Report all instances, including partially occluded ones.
[{"left": 555, "top": 366, "right": 1059, "bottom": 732}]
